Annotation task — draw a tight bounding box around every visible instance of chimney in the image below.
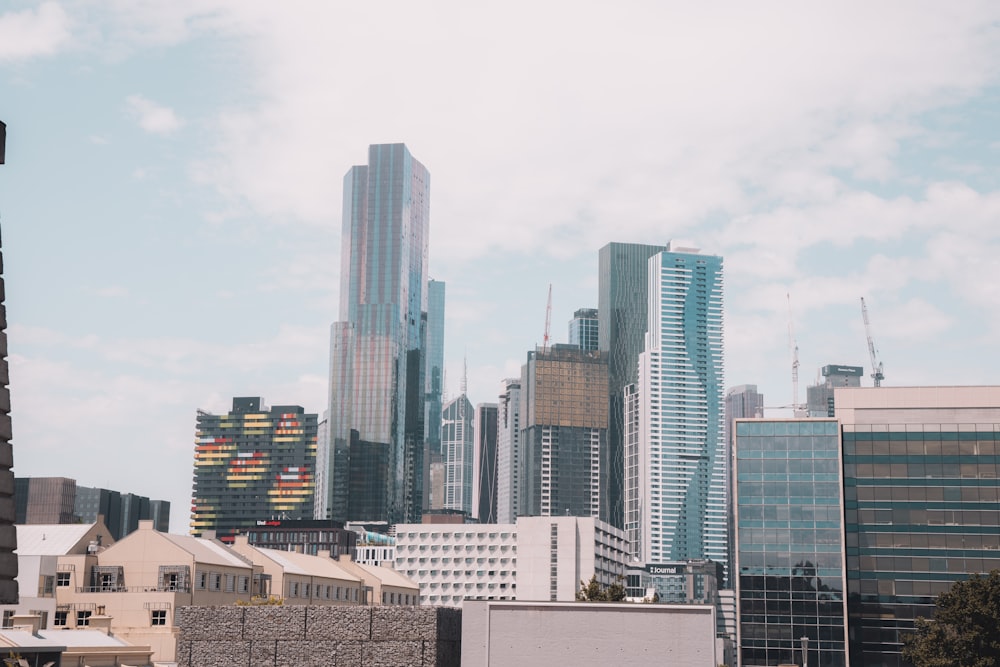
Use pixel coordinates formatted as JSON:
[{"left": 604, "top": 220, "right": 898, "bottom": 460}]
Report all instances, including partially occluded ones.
[
  {"left": 10, "top": 613, "right": 40, "bottom": 635},
  {"left": 89, "top": 614, "right": 113, "bottom": 635}
]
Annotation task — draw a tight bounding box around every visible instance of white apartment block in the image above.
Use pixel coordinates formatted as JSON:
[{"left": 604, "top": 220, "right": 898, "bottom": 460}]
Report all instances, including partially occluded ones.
[
  {"left": 496, "top": 378, "right": 521, "bottom": 523},
  {"left": 393, "top": 516, "right": 628, "bottom": 607}
]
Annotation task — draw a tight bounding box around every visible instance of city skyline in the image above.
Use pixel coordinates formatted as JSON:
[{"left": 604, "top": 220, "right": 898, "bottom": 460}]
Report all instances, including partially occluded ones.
[{"left": 4, "top": 3, "right": 1000, "bottom": 531}]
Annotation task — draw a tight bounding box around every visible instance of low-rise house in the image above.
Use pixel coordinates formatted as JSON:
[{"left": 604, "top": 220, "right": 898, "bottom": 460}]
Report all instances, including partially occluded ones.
[
  {"left": 53, "top": 520, "right": 256, "bottom": 663},
  {"left": 230, "top": 537, "right": 362, "bottom": 604},
  {"left": 334, "top": 555, "right": 420, "bottom": 605},
  {"left": 5, "top": 522, "right": 117, "bottom": 632}
]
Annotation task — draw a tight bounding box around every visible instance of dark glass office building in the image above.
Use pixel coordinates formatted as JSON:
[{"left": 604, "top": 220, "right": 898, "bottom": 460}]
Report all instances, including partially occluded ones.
[
  {"left": 325, "top": 144, "right": 430, "bottom": 524},
  {"left": 838, "top": 386, "right": 1000, "bottom": 667},
  {"left": 476, "top": 403, "right": 499, "bottom": 523},
  {"left": 191, "top": 397, "right": 317, "bottom": 542},
  {"left": 598, "top": 242, "right": 668, "bottom": 527},
  {"left": 735, "top": 419, "right": 848, "bottom": 667}
]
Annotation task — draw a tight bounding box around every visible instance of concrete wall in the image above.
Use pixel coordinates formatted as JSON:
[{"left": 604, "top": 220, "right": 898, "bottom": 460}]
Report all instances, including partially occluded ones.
[
  {"left": 175, "top": 604, "right": 461, "bottom": 667},
  {"left": 462, "top": 600, "right": 717, "bottom": 667}
]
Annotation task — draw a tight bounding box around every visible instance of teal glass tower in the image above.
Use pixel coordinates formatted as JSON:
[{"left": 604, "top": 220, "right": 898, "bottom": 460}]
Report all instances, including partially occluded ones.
[
  {"left": 324, "top": 144, "right": 430, "bottom": 524},
  {"left": 734, "top": 419, "right": 848, "bottom": 667},
  {"left": 626, "top": 243, "right": 726, "bottom": 571}
]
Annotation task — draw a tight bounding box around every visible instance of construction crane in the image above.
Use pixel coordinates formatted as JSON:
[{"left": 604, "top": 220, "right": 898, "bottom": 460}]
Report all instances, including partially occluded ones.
[
  {"left": 542, "top": 284, "right": 552, "bottom": 353},
  {"left": 787, "top": 293, "right": 803, "bottom": 415},
  {"left": 860, "top": 297, "right": 885, "bottom": 387}
]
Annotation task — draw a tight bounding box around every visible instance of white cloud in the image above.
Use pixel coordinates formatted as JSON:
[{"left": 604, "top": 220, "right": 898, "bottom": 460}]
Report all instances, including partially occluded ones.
[
  {"left": 125, "top": 94, "right": 183, "bottom": 134},
  {"left": 0, "top": 2, "right": 71, "bottom": 62}
]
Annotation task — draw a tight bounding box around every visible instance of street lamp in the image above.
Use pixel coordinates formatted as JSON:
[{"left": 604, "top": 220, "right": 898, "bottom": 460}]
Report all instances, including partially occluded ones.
[{"left": 801, "top": 635, "right": 809, "bottom": 667}]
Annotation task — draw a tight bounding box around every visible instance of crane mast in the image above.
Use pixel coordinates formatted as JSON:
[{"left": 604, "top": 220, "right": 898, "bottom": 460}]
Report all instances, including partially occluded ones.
[
  {"left": 860, "top": 297, "right": 884, "bottom": 387},
  {"left": 542, "top": 284, "right": 552, "bottom": 353}
]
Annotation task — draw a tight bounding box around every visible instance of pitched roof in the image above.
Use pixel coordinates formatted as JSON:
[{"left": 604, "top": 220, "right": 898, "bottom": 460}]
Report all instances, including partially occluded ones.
[
  {"left": 160, "top": 533, "right": 252, "bottom": 568},
  {"left": 15, "top": 524, "right": 101, "bottom": 556},
  {"left": 354, "top": 561, "right": 419, "bottom": 590},
  {"left": 253, "top": 547, "right": 361, "bottom": 582}
]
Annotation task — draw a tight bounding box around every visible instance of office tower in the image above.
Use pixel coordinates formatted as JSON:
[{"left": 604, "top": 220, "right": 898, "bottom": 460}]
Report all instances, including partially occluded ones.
[
  {"left": 441, "top": 395, "right": 474, "bottom": 515},
  {"left": 626, "top": 243, "right": 726, "bottom": 573},
  {"left": 15, "top": 477, "right": 76, "bottom": 524},
  {"left": 0, "top": 134, "right": 17, "bottom": 601},
  {"left": 424, "top": 280, "right": 446, "bottom": 509},
  {"left": 725, "top": 383, "right": 764, "bottom": 585},
  {"left": 836, "top": 386, "right": 1000, "bottom": 667},
  {"left": 496, "top": 379, "right": 522, "bottom": 523},
  {"left": 734, "top": 419, "right": 848, "bottom": 667},
  {"left": 519, "top": 344, "right": 607, "bottom": 518},
  {"left": 313, "top": 415, "right": 330, "bottom": 518},
  {"left": 15, "top": 478, "right": 170, "bottom": 540},
  {"left": 568, "top": 308, "right": 599, "bottom": 351},
  {"left": 190, "top": 397, "right": 317, "bottom": 541},
  {"left": 475, "top": 403, "right": 499, "bottom": 523},
  {"left": 599, "top": 241, "right": 669, "bottom": 527},
  {"left": 806, "top": 364, "right": 862, "bottom": 417},
  {"left": 324, "top": 143, "right": 430, "bottom": 524}
]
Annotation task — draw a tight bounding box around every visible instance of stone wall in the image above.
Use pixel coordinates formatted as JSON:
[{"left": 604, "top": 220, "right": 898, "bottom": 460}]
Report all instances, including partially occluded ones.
[{"left": 175, "top": 605, "right": 461, "bottom": 667}]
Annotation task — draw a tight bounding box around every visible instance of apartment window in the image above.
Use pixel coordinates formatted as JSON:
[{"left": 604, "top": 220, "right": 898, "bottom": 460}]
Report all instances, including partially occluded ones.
[
  {"left": 56, "top": 572, "right": 71, "bottom": 588},
  {"left": 38, "top": 575, "right": 55, "bottom": 597},
  {"left": 211, "top": 574, "right": 222, "bottom": 591},
  {"left": 289, "top": 582, "right": 299, "bottom": 598},
  {"left": 303, "top": 584, "right": 311, "bottom": 599},
  {"left": 53, "top": 611, "right": 67, "bottom": 627},
  {"left": 1, "top": 610, "right": 12, "bottom": 628},
  {"left": 238, "top": 576, "right": 249, "bottom": 594},
  {"left": 151, "top": 610, "right": 167, "bottom": 626},
  {"left": 225, "top": 574, "right": 235, "bottom": 593},
  {"left": 76, "top": 611, "right": 92, "bottom": 627},
  {"left": 196, "top": 571, "right": 207, "bottom": 590}
]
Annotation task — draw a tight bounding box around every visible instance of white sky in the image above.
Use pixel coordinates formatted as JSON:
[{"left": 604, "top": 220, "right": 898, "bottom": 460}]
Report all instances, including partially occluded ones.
[{"left": 2, "top": 1, "right": 1000, "bottom": 532}]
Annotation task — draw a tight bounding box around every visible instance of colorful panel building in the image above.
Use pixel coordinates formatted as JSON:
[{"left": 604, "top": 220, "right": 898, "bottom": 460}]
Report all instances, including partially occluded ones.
[{"left": 190, "top": 397, "right": 317, "bottom": 542}]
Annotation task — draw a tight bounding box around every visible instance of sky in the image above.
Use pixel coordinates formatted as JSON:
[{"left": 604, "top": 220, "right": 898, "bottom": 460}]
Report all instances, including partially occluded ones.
[{"left": 2, "top": 1, "right": 1000, "bottom": 533}]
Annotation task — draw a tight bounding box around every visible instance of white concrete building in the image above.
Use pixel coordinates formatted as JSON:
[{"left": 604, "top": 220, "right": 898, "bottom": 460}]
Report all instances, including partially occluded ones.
[
  {"left": 496, "top": 379, "right": 521, "bottom": 523},
  {"left": 393, "top": 516, "right": 628, "bottom": 607},
  {"left": 462, "top": 600, "right": 719, "bottom": 667}
]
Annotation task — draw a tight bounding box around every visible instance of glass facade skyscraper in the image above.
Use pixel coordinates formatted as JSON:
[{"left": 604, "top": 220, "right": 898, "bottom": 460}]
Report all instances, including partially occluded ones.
[
  {"left": 442, "top": 394, "right": 474, "bottom": 515},
  {"left": 323, "top": 143, "right": 430, "bottom": 524},
  {"left": 475, "top": 402, "right": 499, "bottom": 523},
  {"left": 626, "top": 243, "right": 725, "bottom": 572},
  {"left": 735, "top": 419, "right": 848, "bottom": 667},
  {"left": 568, "top": 307, "right": 599, "bottom": 352},
  {"left": 598, "top": 242, "right": 668, "bottom": 528}
]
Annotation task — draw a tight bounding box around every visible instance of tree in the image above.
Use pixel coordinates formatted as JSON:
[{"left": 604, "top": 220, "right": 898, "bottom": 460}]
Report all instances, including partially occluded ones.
[
  {"left": 902, "top": 570, "right": 1000, "bottom": 667},
  {"left": 576, "top": 574, "right": 627, "bottom": 602}
]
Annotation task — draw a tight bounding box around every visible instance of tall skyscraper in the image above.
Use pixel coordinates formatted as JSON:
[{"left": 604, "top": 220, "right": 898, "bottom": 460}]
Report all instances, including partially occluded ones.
[
  {"left": 425, "top": 282, "right": 446, "bottom": 441},
  {"left": 568, "top": 308, "right": 599, "bottom": 351},
  {"left": 626, "top": 243, "right": 726, "bottom": 573},
  {"left": 441, "top": 394, "right": 474, "bottom": 515},
  {"left": 496, "top": 378, "right": 522, "bottom": 523},
  {"left": 323, "top": 144, "right": 431, "bottom": 524},
  {"left": 734, "top": 418, "right": 847, "bottom": 667},
  {"left": 599, "top": 242, "right": 669, "bottom": 527},
  {"left": 519, "top": 344, "right": 607, "bottom": 518},
  {"left": 475, "top": 403, "right": 499, "bottom": 523},
  {"left": 190, "top": 397, "right": 317, "bottom": 541}
]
